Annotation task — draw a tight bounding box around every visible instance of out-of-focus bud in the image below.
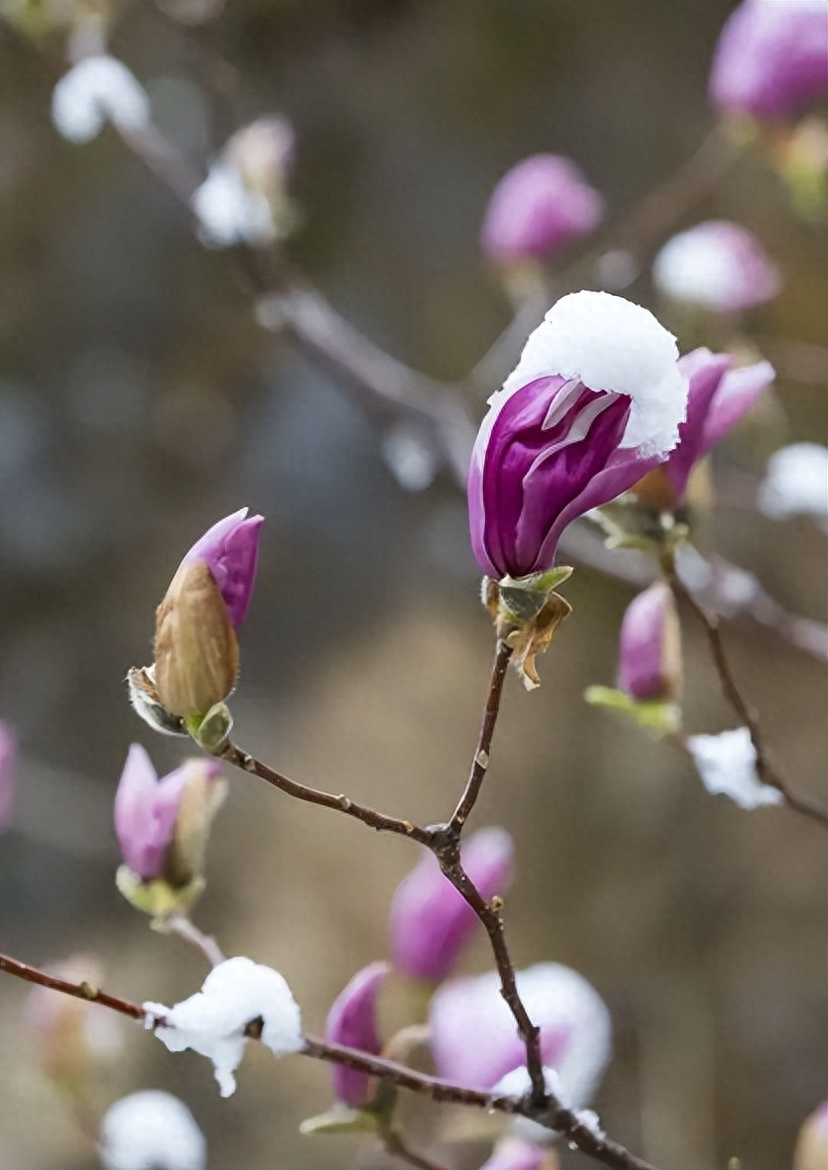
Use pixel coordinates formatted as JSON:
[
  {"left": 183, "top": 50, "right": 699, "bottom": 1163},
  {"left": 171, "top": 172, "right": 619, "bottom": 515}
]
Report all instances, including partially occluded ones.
[
  {"left": 480, "top": 1137, "right": 558, "bottom": 1170},
  {"left": 99, "top": 1090, "right": 207, "bottom": 1170},
  {"left": 618, "top": 583, "right": 682, "bottom": 703},
  {"left": 324, "top": 961, "right": 390, "bottom": 1108},
  {"left": 429, "top": 963, "right": 611, "bottom": 1108},
  {"left": 0, "top": 721, "right": 16, "bottom": 831},
  {"left": 757, "top": 443, "right": 828, "bottom": 524},
  {"left": 793, "top": 1101, "right": 828, "bottom": 1170},
  {"left": 390, "top": 828, "right": 514, "bottom": 982},
  {"left": 481, "top": 155, "right": 604, "bottom": 265},
  {"left": 653, "top": 221, "right": 780, "bottom": 314},
  {"left": 25, "top": 955, "right": 122, "bottom": 1097},
  {"left": 149, "top": 508, "right": 263, "bottom": 726},
  {"left": 51, "top": 55, "right": 151, "bottom": 144},
  {"left": 114, "top": 744, "right": 226, "bottom": 919},
  {"left": 226, "top": 116, "right": 294, "bottom": 201},
  {"left": 709, "top": 0, "right": 828, "bottom": 121}
]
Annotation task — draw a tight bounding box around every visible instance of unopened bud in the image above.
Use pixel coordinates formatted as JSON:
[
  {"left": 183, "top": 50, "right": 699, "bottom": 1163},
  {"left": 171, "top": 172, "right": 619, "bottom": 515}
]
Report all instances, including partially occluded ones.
[
  {"left": 618, "top": 582, "right": 682, "bottom": 703},
  {"left": 325, "top": 962, "right": 389, "bottom": 1108}
]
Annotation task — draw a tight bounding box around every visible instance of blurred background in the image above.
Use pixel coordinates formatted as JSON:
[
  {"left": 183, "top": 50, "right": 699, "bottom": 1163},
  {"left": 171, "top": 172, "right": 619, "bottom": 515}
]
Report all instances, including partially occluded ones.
[{"left": 0, "top": 1, "right": 825, "bottom": 1168}]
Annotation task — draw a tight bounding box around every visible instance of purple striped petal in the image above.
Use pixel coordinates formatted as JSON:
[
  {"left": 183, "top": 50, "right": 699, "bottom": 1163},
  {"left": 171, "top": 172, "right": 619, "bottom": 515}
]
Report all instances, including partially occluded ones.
[{"left": 325, "top": 961, "right": 390, "bottom": 1107}]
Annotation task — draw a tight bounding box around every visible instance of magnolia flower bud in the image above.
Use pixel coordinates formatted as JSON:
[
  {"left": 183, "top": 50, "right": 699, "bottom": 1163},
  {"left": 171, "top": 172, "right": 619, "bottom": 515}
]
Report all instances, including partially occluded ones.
[
  {"left": 390, "top": 828, "right": 514, "bottom": 982},
  {"left": 481, "top": 155, "right": 604, "bottom": 265},
  {"left": 468, "top": 292, "right": 689, "bottom": 582},
  {"left": 324, "top": 961, "right": 389, "bottom": 1108},
  {"left": 480, "top": 1137, "right": 558, "bottom": 1170},
  {"left": 0, "top": 721, "right": 15, "bottom": 832},
  {"left": 793, "top": 1101, "right": 828, "bottom": 1170},
  {"left": 226, "top": 115, "right": 294, "bottom": 199},
  {"left": 709, "top": 0, "right": 828, "bottom": 120},
  {"left": 653, "top": 221, "right": 780, "bottom": 313},
  {"left": 618, "top": 582, "right": 682, "bottom": 703}
]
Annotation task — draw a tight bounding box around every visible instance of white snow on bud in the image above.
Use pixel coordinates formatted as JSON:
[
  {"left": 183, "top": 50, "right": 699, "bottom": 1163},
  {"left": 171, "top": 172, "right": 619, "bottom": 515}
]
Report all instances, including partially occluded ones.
[
  {"left": 51, "top": 56, "right": 151, "bottom": 144},
  {"left": 191, "top": 161, "right": 272, "bottom": 248},
  {"left": 758, "top": 443, "right": 828, "bottom": 523},
  {"left": 501, "top": 291, "right": 687, "bottom": 458},
  {"left": 144, "top": 956, "right": 303, "bottom": 1097},
  {"left": 99, "top": 1090, "right": 206, "bottom": 1170},
  {"left": 688, "top": 728, "right": 783, "bottom": 810}
]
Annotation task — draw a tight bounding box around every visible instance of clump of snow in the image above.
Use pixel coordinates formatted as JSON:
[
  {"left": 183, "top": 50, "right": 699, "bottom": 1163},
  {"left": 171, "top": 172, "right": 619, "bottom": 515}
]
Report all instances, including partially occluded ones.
[
  {"left": 99, "top": 1090, "right": 206, "bottom": 1170},
  {"left": 191, "top": 161, "right": 273, "bottom": 248},
  {"left": 758, "top": 443, "right": 828, "bottom": 523},
  {"left": 51, "top": 56, "right": 151, "bottom": 144},
  {"left": 501, "top": 291, "right": 687, "bottom": 458},
  {"left": 144, "top": 956, "right": 303, "bottom": 1097},
  {"left": 688, "top": 728, "right": 783, "bottom": 810},
  {"left": 574, "top": 1109, "right": 605, "bottom": 1140},
  {"left": 492, "top": 1064, "right": 569, "bottom": 1104}
]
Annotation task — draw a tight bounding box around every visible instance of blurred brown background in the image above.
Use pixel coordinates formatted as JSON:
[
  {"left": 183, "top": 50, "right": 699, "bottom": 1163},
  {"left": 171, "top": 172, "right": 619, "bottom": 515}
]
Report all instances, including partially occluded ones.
[{"left": 0, "top": 2, "right": 825, "bottom": 1168}]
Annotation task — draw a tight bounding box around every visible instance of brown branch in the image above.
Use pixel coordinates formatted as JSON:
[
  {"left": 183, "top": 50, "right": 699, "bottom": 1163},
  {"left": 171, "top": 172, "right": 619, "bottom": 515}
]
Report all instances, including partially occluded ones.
[
  {"left": 665, "top": 558, "right": 828, "bottom": 827},
  {"left": 0, "top": 951, "right": 658, "bottom": 1170},
  {"left": 448, "top": 639, "right": 513, "bottom": 830}
]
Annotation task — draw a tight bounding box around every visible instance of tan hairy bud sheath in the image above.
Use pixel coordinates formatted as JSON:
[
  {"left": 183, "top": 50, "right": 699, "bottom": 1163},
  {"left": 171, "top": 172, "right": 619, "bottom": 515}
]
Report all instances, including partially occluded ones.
[{"left": 153, "top": 560, "right": 239, "bottom": 720}]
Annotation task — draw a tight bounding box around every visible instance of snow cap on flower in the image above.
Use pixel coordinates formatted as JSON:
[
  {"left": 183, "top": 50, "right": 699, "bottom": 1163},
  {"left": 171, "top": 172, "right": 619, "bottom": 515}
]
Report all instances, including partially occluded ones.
[
  {"left": 0, "top": 721, "right": 15, "bottom": 831},
  {"left": 794, "top": 1101, "right": 828, "bottom": 1170},
  {"left": 758, "top": 443, "right": 828, "bottom": 521},
  {"left": 688, "top": 727, "right": 783, "bottom": 809},
  {"left": 429, "top": 962, "right": 611, "bottom": 1106},
  {"left": 617, "top": 582, "right": 682, "bottom": 703},
  {"left": 324, "top": 961, "right": 389, "bottom": 1108},
  {"left": 479, "top": 1136, "right": 557, "bottom": 1170},
  {"left": 51, "top": 56, "right": 151, "bottom": 143},
  {"left": 469, "top": 291, "right": 688, "bottom": 580},
  {"left": 653, "top": 221, "right": 780, "bottom": 313},
  {"left": 709, "top": 0, "right": 828, "bottom": 120},
  {"left": 145, "top": 956, "right": 303, "bottom": 1097},
  {"left": 99, "top": 1090, "right": 206, "bottom": 1170},
  {"left": 481, "top": 155, "right": 605, "bottom": 264},
  {"left": 390, "top": 827, "right": 514, "bottom": 982}
]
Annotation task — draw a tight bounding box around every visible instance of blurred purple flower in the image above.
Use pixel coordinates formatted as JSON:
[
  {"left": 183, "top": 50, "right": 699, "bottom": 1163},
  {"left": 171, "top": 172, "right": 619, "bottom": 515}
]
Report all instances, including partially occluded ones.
[
  {"left": 653, "top": 221, "right": 781, "bottom": 313},
  {"left": 794, "top": 1101, "right": 828, "bottom": 1170},
  {"left": 468, "top": 292, "right": 688, "bottom": 580},
  {"left": 0, "top": 722, "right": 15, "bottom": 831},
  {"left": 710, "top": 0, "right": 828, "bottom": 119},
  {"left": 429, "top": 962, "right": 611, "bottom": 1105},
  {"left": 182, "top": 508, "right": 264, "bottom": 628},
  {"left": 479, "top": 1137, "right": 552, "bottom": 1170},
  {"left": 617, "top": 582, "right": 682, "bottom": 703},
  {"left": 390, "top": 827, "right": 513, "bottom": 982},
  {"left": 481, "top": 155, "right": 605, "bottom": 264},
  {"left": 324, "top": 961, "right": 389, "bottom": 1108}
]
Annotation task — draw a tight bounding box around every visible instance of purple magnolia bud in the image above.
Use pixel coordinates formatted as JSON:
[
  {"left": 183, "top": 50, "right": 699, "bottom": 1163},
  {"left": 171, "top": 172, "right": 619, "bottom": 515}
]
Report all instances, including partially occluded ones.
[
  {"left": 324, "top": 961, "right": 390, "bottom": 1108},
  {"left": 479, "top": 1138, "right": 554, "bottom": 1170},
  {"left": 0, "top": 722, "right": 15, "bottom": 831},
  {"left": 114, "top": 744, "right": 224, "bottom": 886},
  {"left": 617, "top": 582, "right": 682, "bottom": 703},
  {"left": 429, "top": 962, "right": 611, "bottom": 1106},
  {"left": 226, "top": 116, "right": 295, "bottom": 198},
  {"left": 653, "top": 221, "right": 781, "bottom": 313},
  {"left": 390, "top": 827, "right": 514, "bottom": 982},
  {"left": 182, "top": 507, "right": 264, "bottom": 629},
  {"left": 710, "top": 0, "right": 828, "bottom": 120},
  {"left": 794, "top": 1101, "right": 828, "bottom": 1170},
  {"left": 659, "top": 348, "right": 775, "bottom": 504},
  {"left": 481, "top": 155, "right": 605, "bottom": 264},
  {"left": 469, "top": 291, "right": 689, "bottom": 580}
]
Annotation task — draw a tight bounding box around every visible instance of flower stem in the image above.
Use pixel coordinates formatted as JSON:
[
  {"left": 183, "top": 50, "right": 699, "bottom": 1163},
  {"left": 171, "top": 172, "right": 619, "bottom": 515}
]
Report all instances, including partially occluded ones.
[{"left": 164, "top": 913, "right": 226, "bottom": 968}]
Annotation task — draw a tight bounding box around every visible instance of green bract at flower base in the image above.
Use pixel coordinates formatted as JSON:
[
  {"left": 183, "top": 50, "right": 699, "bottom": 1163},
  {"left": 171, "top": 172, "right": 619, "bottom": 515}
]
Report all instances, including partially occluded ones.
[
  {"left": 584, "top": 686, "right": 681, "bottom": 739},
  {"left": 483, "top": 569, "right": 574, "bottom": 690},
  {"left": 115, "top": 866, "right": 206, "bottom": 925}
]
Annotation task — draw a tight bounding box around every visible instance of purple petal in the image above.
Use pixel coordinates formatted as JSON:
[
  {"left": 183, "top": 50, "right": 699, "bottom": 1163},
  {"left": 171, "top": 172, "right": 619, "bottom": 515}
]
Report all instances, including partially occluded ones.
[
  {"left": 617, "top": 582, "right": 678, "bottom": 701},
  {"left": 325, "top": 961, "right": 390, "bottom": 1107},
  {"left": 479, "top": 1138, "right": 549, "bottom": 1170},
  {"left": 389, "top": 827, "right": 514, "bottom": 982},
  {"left": 113, "top": 745, "right": 188, "bottom": 880},
  {"left": 182, "top": 508, "right": 264, "bottom": 628},
  {"left": 664, "top": 350, "right": 731, "bottom": 500},
  {"left": 0, "top": 722, "right": 16, "bottom": 831},
  {"left": 700, "top": 359, "right": 775, "bottom": 454},
  {"left": 653, "top": 221, "right": 781, "bottom": 313}
]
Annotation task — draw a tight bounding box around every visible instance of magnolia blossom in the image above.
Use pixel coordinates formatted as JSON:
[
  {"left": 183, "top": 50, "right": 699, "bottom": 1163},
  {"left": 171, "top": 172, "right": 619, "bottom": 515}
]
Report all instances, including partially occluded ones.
[
  {"left": 51, "top": 56, "right": 151, "bottom": 143},
  {"left": 429, "top": 962, "right": 611, "bottom": 1105},
  {"left": 481, "top": 155, "right": 605, "bottom": 264},
  {"left": 617, "top": 582, "right": 682, "bottom": 703},
  {"left": 390, "top": 827, "right": 514, "bottom": 981},
  {"left": 145, "top": 956, "right": 304, "bottom": 1097},
  {"left": 99, "top": 1091, "right": 206, "bottom": 1170},
  {"left": 794, "top": 1101, "right": 828, "bottom": 1170},
  {"left": 0, "top": 721, "right": 15, "bottom": 831},
  {"left": 687, "top": 727, "right": 783, "bottom": 809},
  {"left": 653, "top": 221, "right": 780, "bottom": 313},
  {"left": 757, "top": 443, "right": 828, "bottom": 522},
  {"left": 324, "top": 961, "right": 389, "bottom": 1108},
  {"left": 468, "top": 291, "right": 689, "bottom": 580},
  {"left": 710, "top": 0, "right": 828, "bottom": 119}
]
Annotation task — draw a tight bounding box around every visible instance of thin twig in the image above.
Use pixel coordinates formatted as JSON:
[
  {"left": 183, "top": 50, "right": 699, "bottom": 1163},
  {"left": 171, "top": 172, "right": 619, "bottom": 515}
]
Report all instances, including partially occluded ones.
[
  {"left": 164, "top": 913, "right": 226, "bottom": 967},
  {"left": 375, "top": 1114, "right": 452, "bottom": 1170},
  {"left": 0, "top": 951, "right": 659, "bottom": 1170},
  {"left": 448, "top": 639, "right": 513, "bottom": 830},
  {"left": 665, "top": 558, "right": 828, "bottom": 827}
]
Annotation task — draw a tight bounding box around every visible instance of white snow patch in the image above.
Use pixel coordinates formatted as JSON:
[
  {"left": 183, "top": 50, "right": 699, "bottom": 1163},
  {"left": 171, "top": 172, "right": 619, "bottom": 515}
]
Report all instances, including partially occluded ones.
[
  {"left": 500, "top": 291, "right": 687, "bottom": 458},
  {"left": 688, "top": 728, "right": 783, "bottom": 810},
  {"left": 493, "top": 1065, "right": 569, "bottom": 1104},
  {"left": 758, "top": 443, "right": 828, "bottom": 522},
  {"left": 574, "top": 1109, "right": 605, "bottom": 1140},
  {"left": 144, "top": 956, "right": 303, "bottom": 1097},
  {"left": 51, "top": 56, "right": 150, "bottom": 144},
  {"left": 99, "top": 1090, "right": 206, "bottom": 1170},
  {"left": 191, "top": 161, "right": 273, "bottom": 248}
]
